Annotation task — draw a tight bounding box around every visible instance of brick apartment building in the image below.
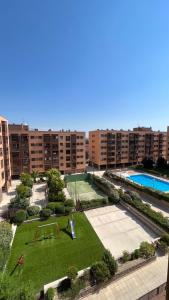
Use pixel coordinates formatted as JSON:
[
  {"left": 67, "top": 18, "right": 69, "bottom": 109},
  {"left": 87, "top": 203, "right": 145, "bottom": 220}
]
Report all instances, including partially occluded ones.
[
  {"left": 9, "top": 124, "right": 86, "bottom": 177},
  {"left": 89, "top": 127, "right": 167, "bottom": 169},
  {"left": 0, "top": 116, "right": 11, "bottom": 200}
]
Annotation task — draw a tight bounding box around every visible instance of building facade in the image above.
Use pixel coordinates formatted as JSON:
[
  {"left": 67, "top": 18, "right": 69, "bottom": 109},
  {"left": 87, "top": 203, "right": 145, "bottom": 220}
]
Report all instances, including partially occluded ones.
[
  {"left": 9, "top": 124, "right": 86, "bottom": 177},
  {"left": 0, "top": 116, "right": 11, "bottom": 200},
  {"left": 89, "top": 127, "right": 167, "bottom": 169}
]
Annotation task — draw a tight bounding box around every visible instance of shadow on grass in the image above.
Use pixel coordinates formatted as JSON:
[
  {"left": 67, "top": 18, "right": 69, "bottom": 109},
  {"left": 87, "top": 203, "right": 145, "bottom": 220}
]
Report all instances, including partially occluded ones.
[
  {"left": 10, "top": 263, "right": 19, "bottom": 276},
  {"left": 62, "top": 227, "right": 72, "bottom": 239}
]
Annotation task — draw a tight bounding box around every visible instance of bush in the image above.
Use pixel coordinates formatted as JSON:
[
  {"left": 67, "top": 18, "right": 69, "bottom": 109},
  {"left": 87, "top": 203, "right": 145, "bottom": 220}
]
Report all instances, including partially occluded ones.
[
  {"left": 40, "top": 208, "right": 52, "bottom": 219},
  {"left": 161, "top": 233, "right": 169, "bottom": 246},
  {"left": 46, "top": 287, "right": 55, "bottom": 300},
  {"left": 67, "top": 266, "right": 78, "bottom": 281},
  {"left": 20, "top": 173, "right": 33, "bottom": 188},
  {"left": 16, "top": 184, "right": 32, "bottom": 198},
  {"left": 139, "top": 241, "right": 155, "bottom": 258},
  {"left": 65, "top": 206, "right": 73, "bottom": 215},
  {"left": 127, "top": 190, "right": 141, "bottom": 201},
  {"left": 9, "top": 196, "right": 29, "bottom": 210},
  {"left": 122, "top": 250, "right": 131, "bottom": 263},
  {"left": 90, "top": 261, "right": 110, "bottom": 283},
  {"left": 121, "top": 192, "right": 132, "bottom": 203},
  {"left": 46, "top": 202, "right": 57, "bottom": 213},
  {"left": 80, "top": 198, "right": 108, "bottom": 210},
  {"left": 131, "top": 249, "right": 140, "bottom": 260},
  {"left": 0, "top": 222, "right": 13, "bottom": 250},
  {"left": 27, "top": 206, "right": 40, "bottom": 216},
  {"left": 48, "top": 191, "right": 66, "bottom": 202},
  {"left": 102, "top": 249, "right": 117, "bottom": 276},
  {"left": 108, "top": 190, "right": 120, "bottom": 204},
  {"left": 64, "top": 199, "right": 74, "bottom": 207},
  {"left": 55, "top": 204, "right": 65, "bottom": 215},
  {"left": 13, "top": 210, "right": 27, "bottom": 225}
]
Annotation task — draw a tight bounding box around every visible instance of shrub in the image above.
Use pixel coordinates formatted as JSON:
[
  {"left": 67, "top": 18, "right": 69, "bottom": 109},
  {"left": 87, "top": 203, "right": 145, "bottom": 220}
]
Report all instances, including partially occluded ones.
[
  {"left": 121, "top": 193, "right": 132, "bottom": 203},
  {"left": 102, "top": 249, "right": 117, "bottom": 276},
  {"left": 64, "top": 199, "right": 74, "bottom": 207},
  {"left": 90, "top": 261, "right": 110, "bottom": 283},
  {"left": 65, "top": 206, "right": 73, "bottom": 215},
  {"left": 9, "top": 196, "right": 29, "bottom": 210},
  {"left": 161, "top": 233, "right": 169, "bottom": 246},
  {"left": 46, "top": 287, "right": 55, "bottom": 300},
  {"left": 13, "top": 210, "right": 27, "bottom": 225},
  {"left": 40, "top": 208, "right": 52, "bottom": 219},
  {"left": 67, "top": 266, "right": 78, "bottom": 281},
  {"left": 55, "top": 204, "right": 65, "bottom": 215},
  {"left": 16, "top": 184, "right": 32, "bottom": 199},
  {"left": 131, "top": 249, "right": 140, "bottom": 260},
  {"left": 108, "top": 190, "right": 120, "bottom": 204},
  {"left": 48, "top": 191, "right": 66, "bottom": 202},
  {"left": 80, "top": 198, "right": 108, "bottom": 210},
  {"left": 46, "top": 202, "right": 57, "bottom": 213},
  {"left": 158, "top": 240, "right": 168, "bottom": 253},
  {"left": 122, "top": 251, "right": 131, "bottom": 263},
  {"left": 127, "top": 190, "right": 141, "bottom": 201},
  {"left": 0, "top": 222, "right": 13, "bottom": 250},
  {"left": 27, "top": 205, "right": 40, "bottom": 216},
  {"left": 20, "top": 173, "right": 33, "bottom": 188},
  {"left": 139, "top": 241, "right": 155, "bottom": 258}
]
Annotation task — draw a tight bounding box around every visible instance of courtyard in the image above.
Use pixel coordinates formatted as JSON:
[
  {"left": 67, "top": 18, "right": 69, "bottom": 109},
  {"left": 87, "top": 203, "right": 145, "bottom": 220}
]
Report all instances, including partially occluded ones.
[{"left": 85, "top": 205, "right": 158, "bottom": 259}]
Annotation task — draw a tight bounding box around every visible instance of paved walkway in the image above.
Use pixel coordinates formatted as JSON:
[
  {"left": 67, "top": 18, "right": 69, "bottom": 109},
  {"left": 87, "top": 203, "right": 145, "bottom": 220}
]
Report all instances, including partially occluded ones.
[
  {"left": 30, "top": 183, "right": 47, "bottom": 208},
  {"left": 83, "top": 255, "right": 168, "bottom": 300},
  {"left": 0, "top": 180, "right": 20, "bottom": 221}
]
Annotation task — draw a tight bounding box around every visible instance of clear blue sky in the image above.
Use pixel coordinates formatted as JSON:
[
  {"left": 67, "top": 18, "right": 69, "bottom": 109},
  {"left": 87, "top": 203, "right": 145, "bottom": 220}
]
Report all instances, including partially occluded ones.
[{"left": 0, "top": 0, "right": 169, "bottom": 131}]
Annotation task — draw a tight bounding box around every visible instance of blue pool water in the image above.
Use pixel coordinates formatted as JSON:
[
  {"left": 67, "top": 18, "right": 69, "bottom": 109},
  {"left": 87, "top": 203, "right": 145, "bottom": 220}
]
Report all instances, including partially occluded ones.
[{"left": 127, "top": 174, "right": 169, "bottom": 192}]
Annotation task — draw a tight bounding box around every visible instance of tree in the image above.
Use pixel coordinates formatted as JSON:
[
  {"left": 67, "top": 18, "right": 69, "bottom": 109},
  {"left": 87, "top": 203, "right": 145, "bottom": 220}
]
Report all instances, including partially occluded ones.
[
  {"left": 142, "top": 157, "right": 154, "bottom": 169},
  {"left": 20, "top": 173, "right": 33, "bottom": 188},
  {"left": 139, "top": 241, "right": 155, "bottom": 258},
  {"left": 46, "top": 169, "right": 61, "bottom": 182},
  {"left": 102, "top": 249, "right": 117, "bottom": 276},
  {"left": 90, "top": 261, "right": 110, "bottom": 283},
  {"left": 156, "top": 156, "right": 167, "bottom": 169}
]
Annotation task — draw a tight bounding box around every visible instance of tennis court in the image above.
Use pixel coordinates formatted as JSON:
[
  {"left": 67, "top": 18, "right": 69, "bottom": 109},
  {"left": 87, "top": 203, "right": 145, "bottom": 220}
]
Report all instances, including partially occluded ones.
[{"left": 65, "top": 174, "right": 107, "bottom": 201}]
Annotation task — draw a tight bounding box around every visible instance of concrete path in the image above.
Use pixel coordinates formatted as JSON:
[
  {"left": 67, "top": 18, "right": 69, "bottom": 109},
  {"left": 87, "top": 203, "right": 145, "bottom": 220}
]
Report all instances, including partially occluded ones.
[
  {"left": 0, "top": 180, "right": 20, "bottom": 221},
  {"left": 83, "top": 255, "right": 167, "bottom": 300},
  {"left": 30, "top": 183, "right": 47, "bottom": 208}
]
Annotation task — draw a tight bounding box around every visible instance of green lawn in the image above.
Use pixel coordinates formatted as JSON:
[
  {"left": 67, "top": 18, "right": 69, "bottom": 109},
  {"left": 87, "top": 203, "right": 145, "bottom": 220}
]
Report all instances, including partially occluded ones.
[
  {"left": 67, "top": 180, "right": 107, "bottom": 201},
  {"left": 7, "top": 213, "right": 104, "bottom": 292}
]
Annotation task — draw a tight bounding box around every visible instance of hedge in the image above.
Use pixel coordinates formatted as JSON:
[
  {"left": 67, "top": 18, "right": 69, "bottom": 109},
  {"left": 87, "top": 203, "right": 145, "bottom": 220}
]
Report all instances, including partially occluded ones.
[
  {"left": 122, "top": 192, "right": 169, "bottom": 232},
  {"left": 80, "top": 198, "right": 108, "bottom": 210}
]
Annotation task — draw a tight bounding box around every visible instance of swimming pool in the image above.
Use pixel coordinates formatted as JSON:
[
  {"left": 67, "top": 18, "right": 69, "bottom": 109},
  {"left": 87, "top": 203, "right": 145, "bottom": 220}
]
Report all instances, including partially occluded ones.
[{"left": 127, "top": 174, "right": 169, "bottom": 192}]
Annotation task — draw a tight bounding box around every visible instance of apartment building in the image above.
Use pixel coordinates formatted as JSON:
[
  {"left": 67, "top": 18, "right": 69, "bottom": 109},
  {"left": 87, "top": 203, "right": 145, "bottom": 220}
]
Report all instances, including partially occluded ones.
[
  {"left": 89, "top": 127, "right": 167, "bottom": 169},
  {"left": 0, "top": 116, "right": 11, "bottom": 200},
  {"left": 9, "top": 124, "right": 86, "bottom": 177}
]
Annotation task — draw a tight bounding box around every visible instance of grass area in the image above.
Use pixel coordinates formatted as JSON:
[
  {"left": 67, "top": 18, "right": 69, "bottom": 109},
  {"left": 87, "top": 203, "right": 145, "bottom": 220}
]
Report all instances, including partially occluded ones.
[
  {"left": 67, "top": 180, "right": 107, "bottom": 201},
  {"left": 7, "top": 213, "right": 104, "bottom": 292}
]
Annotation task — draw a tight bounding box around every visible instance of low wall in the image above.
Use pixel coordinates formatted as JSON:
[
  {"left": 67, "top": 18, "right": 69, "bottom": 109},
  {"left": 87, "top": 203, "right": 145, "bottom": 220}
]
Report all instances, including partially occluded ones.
[
  {"left": 44, "top": 256, "right": 156, "bottom": 297},
  {"left": 120, "top": 200, "right": 165, "bottom": 236},
  {"left": 138, "top": 282, "right": 166, "bottom": 300}
]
